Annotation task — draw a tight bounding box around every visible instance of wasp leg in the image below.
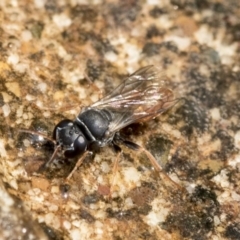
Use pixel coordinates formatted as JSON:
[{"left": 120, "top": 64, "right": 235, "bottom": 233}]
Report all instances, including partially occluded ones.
[
  {"left": 109, "top": 145, "right": 122, "bottom": 194},
  {"left": 30, "top": 101, "right": 82, "bottom": 112},
  {"left": 66, "top": 151, "right": 89, "bottom": 180},
  {"left": 98, "top": 145, "right": 122, "bottom": 198},
  {"left": 114, "top": 135, "right": 183, "bottom": 192}
]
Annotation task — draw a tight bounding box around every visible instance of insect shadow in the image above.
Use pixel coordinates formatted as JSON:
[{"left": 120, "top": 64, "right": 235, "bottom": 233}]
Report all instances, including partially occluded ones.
[{"left": 20, "top": 65, "right": 183, "bottom": 190}]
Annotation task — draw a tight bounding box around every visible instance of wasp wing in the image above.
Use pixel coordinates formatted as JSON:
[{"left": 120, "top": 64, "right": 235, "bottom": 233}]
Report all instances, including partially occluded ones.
[{"left": 91, "top": 65, "right": 176, "bottom": 134}]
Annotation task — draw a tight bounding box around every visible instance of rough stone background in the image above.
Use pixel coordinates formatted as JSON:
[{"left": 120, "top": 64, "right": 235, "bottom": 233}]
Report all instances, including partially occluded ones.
[{"left": 0, "top": 0, "right": 240, "bottom": 239}]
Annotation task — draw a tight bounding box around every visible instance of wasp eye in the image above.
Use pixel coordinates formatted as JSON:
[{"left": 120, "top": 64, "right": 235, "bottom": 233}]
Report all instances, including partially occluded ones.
[
  {"left": 64, "top": 134, "right": 87, "bottom": 158},
  {"left": 74, "top": 135, "right": 87, "bottom": 154}
]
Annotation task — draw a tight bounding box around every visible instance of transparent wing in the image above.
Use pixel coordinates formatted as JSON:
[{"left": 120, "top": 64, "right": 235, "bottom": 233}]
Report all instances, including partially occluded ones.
[{"left": 91, "top": 65, "right": 176, "bottom": 134}]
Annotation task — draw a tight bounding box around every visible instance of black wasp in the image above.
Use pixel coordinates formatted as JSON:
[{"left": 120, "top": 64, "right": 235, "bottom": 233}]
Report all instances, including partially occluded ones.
[{"left": 23, "top": 65, "right": 178, "bottom": 185}]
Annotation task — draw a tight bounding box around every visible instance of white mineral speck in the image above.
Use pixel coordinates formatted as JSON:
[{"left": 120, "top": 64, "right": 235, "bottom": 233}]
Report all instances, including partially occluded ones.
[
  {"left": 147, "top": 0, "right": 161, "bottom": 5},
  {"left": 89, "top": 203, "right": 98, "bottom": 210},
  {"left": 234, "top": 131, "right": 240, "bottom": 148},
  {"left": 214, "top": 41, "right": 237, "bottom": 65},
  {"left": 23, "top": 139, "right": 30, "bottom": 147},
  {"left": 21, "top": 30, "right": 32, "bottom": 42},
  {"left": 101, "top": 161, "right": 110, "bottom": 173},
  {"left": 9, "top": 179, "right": 18, "bottom": 190},
  {"left": 218, "top": 191, "right": 230, "bottom": 204},
  {"left": 171, "top": 129, "right": 181, "bottom": 139},
  {"left": 28, "top": 112, "right": 33, "bottom": 119},
  {"left": 194, "top": 25, "right": 213, "bottom": 44},
  {"left": 195, "top": 26, "right": 237, "bottom": 65},
  {"left": 34, "top": 0, "right": 46, "bottom": 8},
  {"left": 95, "top": 226, "right": 103, "bottom": 235},
  {"left": 53, "top": 14, "right": 72, "bottom": 29},
  {"left": 57, "top": 45, "right": 69, "bottom": 59},
  {"left": 92, "top": 0, "right": 103, "bottom": 4},
  {"left": 1, "top": 92, "right": 12, "bottom": 103},
  {"left": 9, "top": 0, "right": 18, "bottom": 7},
  {"left": 214, "top": 216, "right": 220, "bottom": 226},
  {"left": 94, "top": 221, "right": 104, "bottom": 235},
  {"left": 25, "top": 94, "right": 35, "bottom": 101},
  {"left": 105, "top": 51, "right": 118, "bottom": 62},
  {"left": 144, "top": 211, "right": 166, "bottom": 226},
  {"left": 95, "top": 209, "right": 106, "bottom": 219},
  {"left": 94, "top": 155, "right": 101, "bottom": 163},
  {"left": 228, "top": 154, "right": 240, "bottom": 168},
  {"left": 124, "top": 43, "right": 141, "bottom": 65},
  {"left": 125, "top": 197, "right": 134, "bottom": 207},
  {"left": 210, "top": 108, "right": 220, "bottom": 121},
  {"left": 220, "top": 213, "right": 226, "bottom": 222},
  {"left": 62, "top": 69, "right": 83, "bottom": 85},
  {"left": 122, "top": 167, "right": 141, "bottom": 183},
  {"left": 231, "top": 191, "right": 240, "bottom": 201},
  {"left": 158, "top": 15, "right": 173, "bottom": 29},
  {"left": 72, "top": 221, "right": 92, "bottom": 239},
  {"left": 43, "top": 111, "right": 51, "bottom": 117},
  {"left": 15, "top": 63, "right": 29, "bottom": 73},
  {"left": 32, "top": 188, "right": 41, "bottom": 195},
  {"left": 22, "top": 113, "right": 28, "bottom": 120},
  {"left": 2, "top": 104, "right": 11, "bottom": 117},
  {"left": 90, "top": 93, "right": 99, "bottom": 103},
  {"left": 49, "top": 204, "right": 58, "bottom": 212},
  {"left": 164, "top": 35, "right": 191, "bottom": 51},
  {"left": 44, "top": 212, "right": 55, "bottom": 225},
  {"left": 212, "top": 170, "right": 230, "bottom": 188},
  {"left": 70, "top": 228, "right": 82, "bottom": 240},
  {"left": 7, "top": 53, "right": 19, "bottom": 65},
  {"left": 51, "top": 186, "right": 59, "bottom": 194},
  {"left": 185, "top": 183, "right": 197, "bottom": 194},
  {"left": 37, "top": 82, "right": 47, "bottom": 92},
  {"left": 5, "top": 82, "right": 21, "bottom": 97},
  {"left": 0, "top": 184, "right": 14, "bottom": 206},
  {"left": 63, "top": 220, "right": 71, "bottom": 230},
  {"left": 0, "top": 139, "right": 7, "bottom": 157}
]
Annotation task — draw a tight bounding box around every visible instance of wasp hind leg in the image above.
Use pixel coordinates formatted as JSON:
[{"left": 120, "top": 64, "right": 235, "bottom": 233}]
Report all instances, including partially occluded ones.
[
  {"left": 84, "top": 71, "right": 103, "bottom": 100},
  {"left": 114, "top": 135, "right": 184, "bottom": 192},
  {"left": 109, "top": 144, "right": 122, "bottom": 192},
  {"left": 97, "top": 144, "right": 122, "bottom": 197}
]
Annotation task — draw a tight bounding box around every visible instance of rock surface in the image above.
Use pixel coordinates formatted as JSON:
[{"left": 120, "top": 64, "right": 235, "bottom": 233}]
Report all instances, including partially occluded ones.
[{"left": 0, "top": 1, "right": 240, "bottom": 239}]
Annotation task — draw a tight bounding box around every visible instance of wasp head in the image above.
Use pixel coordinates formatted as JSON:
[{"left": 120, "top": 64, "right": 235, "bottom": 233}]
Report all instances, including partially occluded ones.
[{"left": 53, "top": 119, "right": 87, "bottom": 158}]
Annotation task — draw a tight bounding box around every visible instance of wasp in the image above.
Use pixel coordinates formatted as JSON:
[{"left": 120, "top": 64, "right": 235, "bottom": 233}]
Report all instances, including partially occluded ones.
[{"left": 21, "top": 65, "right": 180, "bottom": 188}]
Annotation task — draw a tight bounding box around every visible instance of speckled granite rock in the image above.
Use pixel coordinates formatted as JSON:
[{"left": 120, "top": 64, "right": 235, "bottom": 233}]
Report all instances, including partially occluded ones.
[
  {"left": 0, "top": 1, "right": 240, "bottom": 240},
  {"left": 0, "top": 179, "right": 48, "bottom": 239}
]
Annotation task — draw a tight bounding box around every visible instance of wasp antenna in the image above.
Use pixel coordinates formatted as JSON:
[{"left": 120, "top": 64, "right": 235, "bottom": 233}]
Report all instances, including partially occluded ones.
[
  {"left": 27, "top": 98, "right": 82, "bottom": 112},
  {"left": 83, "top": 71, "right": 103, "bottom": 99},
  {"left": 18, "top": 129, "right": 56, "bottom": 144}
]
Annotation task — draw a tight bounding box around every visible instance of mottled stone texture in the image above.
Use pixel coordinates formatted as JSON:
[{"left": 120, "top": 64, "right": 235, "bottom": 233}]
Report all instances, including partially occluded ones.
[{"left": 0, "top": 1, "right": 240, "bottom": 239}]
